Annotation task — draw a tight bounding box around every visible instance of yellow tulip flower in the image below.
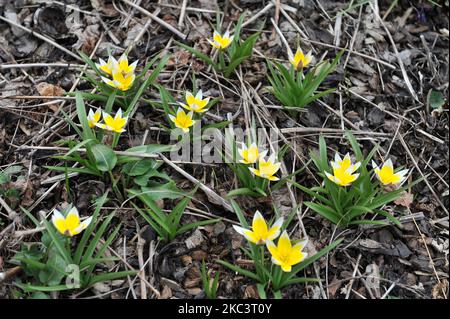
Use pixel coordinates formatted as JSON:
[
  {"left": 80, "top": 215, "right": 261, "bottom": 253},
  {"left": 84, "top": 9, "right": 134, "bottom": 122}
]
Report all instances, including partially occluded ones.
[
  {"left": 96, "top": 108, "right": 128, "bottom": 133},
  {"left": 95, "top": 56, "right": 118, "bottom": 76},
  {"left": 289, "top": 46, "right": 312, "bottom": 70},
  {"left": 116, "top": 54, "right": 138, "bottom": 75},
  {"left": 87, "top": 108, "right": 101, "bottom": 128},
  {"left": 372, "top": 159, "right": 409, "bottom": 186},
  {"left": 209, "top": 31, "right": 233, "bottom": 50},
  {"left": 179, "top": 90, "right": 210, "bottom": 113},
  {"left": 169, "top": 108, "right": 195, "bottom": 133},
  {"left": 102, "top": 72, "right": 135, "bottom": 91},
  {"left": 249, "top": 154, "right": 281, "bottom": 181},
  {"left": 238, "top": 143, "right": 266, "bottom": 164},
  {"left": 100, "top": 54, "right": 137, "bottom": 91},
  {"left": 325, "top": 153, "right": 361, "bottom": 187},
  {"left": 51, "top": 206, "right": 93, "bottom": 237},
  {"left": 233, "top": 211, "right": 283, "bottom": 245},
  {"left": 266, "top": 230, "right": 308, "bottom": 272}
]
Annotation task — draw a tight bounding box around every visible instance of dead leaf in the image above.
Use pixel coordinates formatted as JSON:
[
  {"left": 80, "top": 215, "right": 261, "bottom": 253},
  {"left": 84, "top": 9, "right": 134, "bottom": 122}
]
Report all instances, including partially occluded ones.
[
  {"left": 191, "top": 250, "right": 207, "bottom": 261},
  {"left": 180, "top": 255, "right": 192, "bottom": 266},
  {"left": 185, "top": 229, "right": 204, "bottom": 249},
  {"left": 432, "top": 279, "right": 448, "bottom": 299},
  {"left": 168, "top": 50, "right": 191, "bottom": 67},
  {"left": 328, "top": 276, "right": 342, "bottom": 297},
  {"left": 36, "top": 82, "right": 65, "bottom": 98},
  {"left": 90, "top": 0, "right": 119, "bottom": 16},
  {"left": 187, "top": 287, "right": 202, "bottom": 295},
  {"left": 160, "top": 285, "right": 172, "bottom": 299},
  {"left": 394, "top": 191, "right": 414, "bottom": 208},
  {"left": 244, "top": 285, "right": 259, "bottom": 299}
]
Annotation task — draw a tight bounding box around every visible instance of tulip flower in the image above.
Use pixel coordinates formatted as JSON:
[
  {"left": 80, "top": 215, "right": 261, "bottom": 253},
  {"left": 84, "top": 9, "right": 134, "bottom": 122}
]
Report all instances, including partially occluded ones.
[
  {"left": 115, "top": 54, "right": 138, "bottom": 75},
  {"left": 238, "top": 143, "right": 265, "bottom": 164},
  {"left": 169, "top": 108, "right": 195, "bottom": 133},
  {"left": 266, "top": 230, "right": 308, "bottom": 272},
  {"left": 249, "top": 154, "right": 281, "bottom": 181},
  {"left": 96, "top": 108, "right": 128, "bottom": 133},
  {"left": 233, "top": 211, "right": 283, "bottom": 245},
  {"left": 102, "top": 72, "right": 135, "bottom": 91},
  {"left": 209, "top": 31, "right": 233, "bottom": 50},
  {"left": 372, "top": 159, "right": 409, "bottom": 186},
  {"left": 325, "top": 153, "right": 361, "bottom": 187},
  {"left": 95, "top": 56, "right": 118, "bottom": 75},
  {"left": 51, "top": 206, "right": 92, "bottom": 237},
  {"left": 289, "top": 46, "right": 312, "bottom": 70},
  {"left": 179, "top": 90, "right": 210, "bottom": 113},
  {"left": 100, "top": 54, "right": 137, "bottom": 91},
  {"left": 87, "top": 108, "right": 101, "bottom": 128}
]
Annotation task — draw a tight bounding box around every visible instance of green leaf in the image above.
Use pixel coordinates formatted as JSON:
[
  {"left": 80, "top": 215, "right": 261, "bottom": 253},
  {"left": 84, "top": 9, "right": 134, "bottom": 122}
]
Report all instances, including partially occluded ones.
[
  {"left": 0, "top": 172, "right": 10, "bottom": 184},
  {"left": 176, "top": 219, "right": 220, "bottom": 236},
  {"left": 15, "top": 283, "right": 75, "bottom": 292},
  {"left": 230, "top": 199, "right": 249, "bottom": 228},
  {"left": 125, "top": 55, "right": 170, "bottom": 116},
  {"left": 30, "top": 292, "right": 50, "bottom": 299},
  {"left": 44, "top": 165, "right": 101, "bottom": 176},
  {"left": 87, "top": 271, "right": 137, "bottom": 286},
  {"left": 227, "top": 187, "right": 264, "bottom": 198},
  {"left": 216, "top": 259, "right": 260, "bottom": 281},
  {"left": 273, "top": 290, "right": 282, "bottom": 299},
  {"left": 122, "top": 159, "right": 156, "bottom": 176},
  {"left": 81, "top": 212, "right": 115, "bottom": 264},
  {"left": 428, "top": 90, "right": 446, "bottom": 109},
  {"left": 283, "top": 277, "right": 321, "bottom": 285},
  {"left": 256, "top": 284, "right": 267, "bottom": 299},
  {"left": 348, "top": 220, "right": 388, "bottom": 226},
  {"left": 347, "top": 205, "right": 374, "bottom": 220},
  {"left": 75, "top": 92, "right": 95, "bottom": 142},
  {"left": 130, "top": 182, "right": 185, "bottom": 202},
  {"left": 79, "top": 257, "right": 120, "bottom": 269},
  {"left": 305, "top": 202, "right": 341, "bottom": 224},
  {"left": 38, "top": 250, "right": 68, "bottom": 286},
  {"left": 91, "top": 144, "right": 117, "bottom": 172},
  {"left": 376, "top": 210, "right": 402, "bottom": 227},
  {"left": 175, "top": 41, "right": 216, "bottom": 67},
  {"left": 132, "top": 202, "right": 169, "bottom": 241},
  {"left": 4, "top": 165, "right": 22, "bottom": 175},
  {"left": 64, "top": 139, "right": 95, "bottom": 158},
  {"left": 168, "top": 196, "right": 192, "bottom": 234}
]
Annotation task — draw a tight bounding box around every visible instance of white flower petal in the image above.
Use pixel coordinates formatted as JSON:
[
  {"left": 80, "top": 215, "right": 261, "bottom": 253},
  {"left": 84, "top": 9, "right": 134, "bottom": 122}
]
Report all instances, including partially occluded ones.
[
  {"left": 268, "top": 217, "right": 284, "bottom": 240},
  {"left": 267, "top": 153, "right": 277, "bottom": 164},
  {"left": 66, "top": 206, "right": 80, "bottom": 220},
  {"left": 52, "top": 209, "right": 65, "bottom": 223},
  {"left": 294, "top": 239, "right": 308, "bottom": 251},
  {"left": 384, "top": 158, "right": 394, "bottom": 170},
  {"left": 334, "top": 152, "right": 342, "bottom": 164},
  {"left": 129, "top": 60, "right": 138, "bottom": 71},
  {"left": 176, "top": 108, "right": 184, "bottom": 116},
  {"left": 325, "top": 171, "right": 341, "bottom": 185},
  {"left": 371, "top": 160, "right": 379, "bottom": 171},
  {"left": 80, "top": 216, "right": 93, "bottom": 230},
  {"left": 352, "top": 162, "right": 361, "bottom": 172},
  {"left": 259, "top": 150, "right": 268, "bottom": 160},
  {"left": 195, "top": 89, "right": 203, "bottom": 100},
  {"left": 253, "top": 211, "right": 265, "bottom": 225},
  {"left": 271, "top": 257, "right": 281, "bottom": 265},
  {"left": 232, "top": 225, "right": 248, "bottom": 237}
]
